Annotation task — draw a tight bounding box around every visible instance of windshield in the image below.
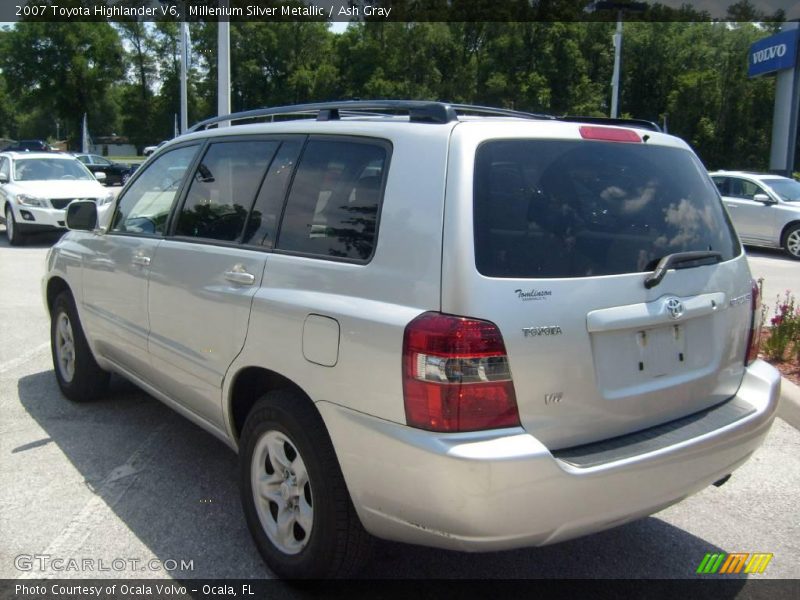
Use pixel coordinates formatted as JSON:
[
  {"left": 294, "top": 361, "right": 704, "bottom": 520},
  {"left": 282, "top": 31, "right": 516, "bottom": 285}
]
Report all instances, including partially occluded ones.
[
  {"left": 474, "top": 140, "right": 740, "bottom": 278},
  {"left": 763, "top": 178, "right": 800, "bottom": 202},
  {"left": 14, "top": 158, "right": 94, "bottom": 182}
]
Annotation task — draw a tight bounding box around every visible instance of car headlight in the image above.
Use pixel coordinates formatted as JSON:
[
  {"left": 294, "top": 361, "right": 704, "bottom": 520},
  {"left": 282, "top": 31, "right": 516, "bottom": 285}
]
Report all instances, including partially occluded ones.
[
  {"left": 17, "top": 194, "right": 45, "bottom": 207},
  {"left": 97, "top": 192, "right": 115, "bottom": 206}
]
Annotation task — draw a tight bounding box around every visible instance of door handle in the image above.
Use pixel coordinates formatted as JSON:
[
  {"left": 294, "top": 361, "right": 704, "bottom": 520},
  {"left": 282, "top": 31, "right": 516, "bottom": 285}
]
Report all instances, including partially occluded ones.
[
  {"left": 224, "top": 265, "right": 255, "bottom": 286},
  {"left": 132, "top": 254, "right": 151, "bottom": 267},
  {"left": 725, "top": 204, "right": 737, "bottom": 209}
]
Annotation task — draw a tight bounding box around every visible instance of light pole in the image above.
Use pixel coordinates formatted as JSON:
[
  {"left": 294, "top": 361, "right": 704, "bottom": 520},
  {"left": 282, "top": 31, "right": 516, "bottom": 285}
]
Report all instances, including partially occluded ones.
[{"left": 585, "top": 2, "right": 647, "bottom": 118}]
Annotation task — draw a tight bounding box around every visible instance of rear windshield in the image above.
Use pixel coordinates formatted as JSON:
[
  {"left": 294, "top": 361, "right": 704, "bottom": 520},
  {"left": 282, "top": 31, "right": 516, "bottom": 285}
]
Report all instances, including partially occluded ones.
[{"left": 474, "top": 140, "right": 740, "bottom": 278}]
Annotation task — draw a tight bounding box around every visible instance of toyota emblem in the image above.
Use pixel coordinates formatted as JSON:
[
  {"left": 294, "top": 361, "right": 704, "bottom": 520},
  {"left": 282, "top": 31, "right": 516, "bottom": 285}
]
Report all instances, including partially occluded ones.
[{"left": 665, "top": 298, "right": 684, "bottom": 320}]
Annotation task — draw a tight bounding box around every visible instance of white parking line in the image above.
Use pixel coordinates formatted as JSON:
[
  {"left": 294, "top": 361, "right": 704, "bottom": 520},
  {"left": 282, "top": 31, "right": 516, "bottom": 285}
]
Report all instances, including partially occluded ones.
[
  {"left": 0, "top": 342, "right": 50, "bottom": 377},
  {"left": 16, "top": 422, "right": 168, "bottom": 579}
]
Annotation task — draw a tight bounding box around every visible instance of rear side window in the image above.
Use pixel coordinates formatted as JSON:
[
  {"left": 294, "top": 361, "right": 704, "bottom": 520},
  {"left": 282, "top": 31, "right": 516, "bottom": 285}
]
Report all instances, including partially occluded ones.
[
  {"left": 276, "top": 138, "right": 389, "bottom": 261},
  {"left": 474, "top": 140, "right": 740, "bottom": 278},
  {"left": 175, "top": 140, "right": 278, "bottom": 242}
]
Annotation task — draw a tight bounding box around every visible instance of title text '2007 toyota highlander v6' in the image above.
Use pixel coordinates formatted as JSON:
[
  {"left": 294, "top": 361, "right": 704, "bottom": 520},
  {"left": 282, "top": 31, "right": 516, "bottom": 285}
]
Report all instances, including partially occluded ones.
[{"left": 42, "top": 101, "right": 781, "bottom": 578}]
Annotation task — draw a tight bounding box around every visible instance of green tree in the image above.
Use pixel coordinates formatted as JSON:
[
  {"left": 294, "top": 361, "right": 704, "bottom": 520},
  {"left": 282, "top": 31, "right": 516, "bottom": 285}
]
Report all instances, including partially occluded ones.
[{"left": 0, "top": 21, "right": 124, "bottom": 147}]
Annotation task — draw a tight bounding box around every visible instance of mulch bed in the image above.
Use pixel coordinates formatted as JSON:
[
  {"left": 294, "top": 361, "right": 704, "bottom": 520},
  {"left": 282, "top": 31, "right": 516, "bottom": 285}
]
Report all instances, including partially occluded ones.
[{"left": 758, "top": 329, "right": 800, "bottom": 387}]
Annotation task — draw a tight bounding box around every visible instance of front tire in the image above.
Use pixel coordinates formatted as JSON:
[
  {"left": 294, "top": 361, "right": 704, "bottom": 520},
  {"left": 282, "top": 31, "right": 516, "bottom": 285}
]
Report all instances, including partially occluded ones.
[
  {"left": 783, "top": 224, "right": 800, "bottom": 260},
  {"left": 5, "top": 205, "right": 25, "bottom": 246},
  {"left": 50, "top": 291, "right": 110, "bottom": 402},
  {"left": 239, "top": 390, "right": 372, "bottom": 578}
]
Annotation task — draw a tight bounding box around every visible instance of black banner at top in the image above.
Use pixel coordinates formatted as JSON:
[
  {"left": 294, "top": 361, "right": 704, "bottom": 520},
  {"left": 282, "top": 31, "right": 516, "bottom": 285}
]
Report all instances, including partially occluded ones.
[{"left": 2, "top": 0, "right": 798, "bottom": 23}]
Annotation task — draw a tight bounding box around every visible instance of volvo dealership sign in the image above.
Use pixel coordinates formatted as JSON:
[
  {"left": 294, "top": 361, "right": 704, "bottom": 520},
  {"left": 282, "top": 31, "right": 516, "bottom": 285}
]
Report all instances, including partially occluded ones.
[{"left": 748, "top": 29, "right": 799, "bottom": 77}]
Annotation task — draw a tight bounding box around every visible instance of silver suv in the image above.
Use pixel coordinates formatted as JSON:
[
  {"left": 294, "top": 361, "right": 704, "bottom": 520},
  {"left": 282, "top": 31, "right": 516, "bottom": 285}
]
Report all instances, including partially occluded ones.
[{"left": 43, "top": 101, "right": 781, "bottom": 578}]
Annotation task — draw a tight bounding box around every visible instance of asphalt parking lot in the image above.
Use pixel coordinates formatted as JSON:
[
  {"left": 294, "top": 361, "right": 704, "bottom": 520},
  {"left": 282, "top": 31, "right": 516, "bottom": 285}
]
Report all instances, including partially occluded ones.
[{"left": 0, "top": 229, "right": 798, "bottom": 582}]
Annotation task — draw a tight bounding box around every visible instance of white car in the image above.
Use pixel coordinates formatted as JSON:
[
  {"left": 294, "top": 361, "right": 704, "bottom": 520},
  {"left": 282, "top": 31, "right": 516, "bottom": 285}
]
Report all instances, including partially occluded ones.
[
  {"left": 710, "top": 170, "right": 800, "bottom": 259},
  {"left": 0, "top": 152, "right": 113, "bottom": 245}
]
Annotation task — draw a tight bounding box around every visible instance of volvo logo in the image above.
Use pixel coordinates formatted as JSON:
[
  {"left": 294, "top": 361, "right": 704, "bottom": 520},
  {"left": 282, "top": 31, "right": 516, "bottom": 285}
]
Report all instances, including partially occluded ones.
[{"left": 665, "top": 298, "right": 684, "bottom": 320}]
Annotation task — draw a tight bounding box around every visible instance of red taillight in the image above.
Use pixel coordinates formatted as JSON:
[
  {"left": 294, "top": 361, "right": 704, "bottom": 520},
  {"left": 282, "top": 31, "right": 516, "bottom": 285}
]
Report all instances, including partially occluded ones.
[
  {"left": 746, "top": 279, "right": 762, "bottom": 365},
  {"left": 579, "top": 125, "right": 641, "bottom": 143},
  {"left": 402, "top": 312, "right": 520, "bottom": 432}
]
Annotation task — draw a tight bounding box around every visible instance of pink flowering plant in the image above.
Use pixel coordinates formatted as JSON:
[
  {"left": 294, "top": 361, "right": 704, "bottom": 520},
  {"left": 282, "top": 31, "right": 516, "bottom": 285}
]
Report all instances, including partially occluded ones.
[{"left": 760, "top": 288, "right": 799, "bottom": 362}]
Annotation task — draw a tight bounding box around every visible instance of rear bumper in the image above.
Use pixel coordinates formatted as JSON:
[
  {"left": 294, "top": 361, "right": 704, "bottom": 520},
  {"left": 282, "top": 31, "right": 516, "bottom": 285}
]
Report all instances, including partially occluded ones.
[{"left": 318, "top": 360, "right": 781, "bottom": 551}]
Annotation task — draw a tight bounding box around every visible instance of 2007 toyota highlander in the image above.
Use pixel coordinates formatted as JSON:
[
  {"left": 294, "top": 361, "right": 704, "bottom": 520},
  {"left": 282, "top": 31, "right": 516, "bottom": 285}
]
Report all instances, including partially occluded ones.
[{"left": 42, "top": 101, "right": 781, "bottom": 578}]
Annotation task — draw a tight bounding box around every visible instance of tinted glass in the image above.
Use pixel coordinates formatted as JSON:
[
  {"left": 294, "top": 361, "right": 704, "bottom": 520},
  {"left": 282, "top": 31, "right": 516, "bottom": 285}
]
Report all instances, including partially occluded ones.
[
  {"left": 474, "top": 140, "right": 739, "bottom": 278},
  {"left": 711, "top": 176, "right": 728, "bottom": 195},
  {"left": 111, "top": 145, "right": 198, "bottom": 236},
  {"left": 277, "top": 139, "right": 387, "bottom": 261},
  {"left": 175, "top": 140, "right": 278, "bottom": 242},
  {"left": 242, "top": 140, "right": 303, "bottom": 247},
  {"left": 729, "top": 178, "right": 765, "bottom": 200}
]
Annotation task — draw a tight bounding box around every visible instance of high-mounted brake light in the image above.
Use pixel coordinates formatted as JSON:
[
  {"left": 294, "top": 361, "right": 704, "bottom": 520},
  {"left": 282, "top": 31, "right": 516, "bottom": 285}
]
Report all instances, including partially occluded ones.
[
  {"left": 579, "top": 125, "right": 641, "bottom": 143},
  {"left": 746, "top": 279, "right": 762, "bottom": 365},
  {"left": 402, "top": 312, "right": 520, "bottom": 433}
]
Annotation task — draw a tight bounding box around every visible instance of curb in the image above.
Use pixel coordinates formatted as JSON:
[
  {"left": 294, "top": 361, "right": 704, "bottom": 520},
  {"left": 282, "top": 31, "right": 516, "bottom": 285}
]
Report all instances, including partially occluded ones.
[{"left": 778, "top": 377, "right": 800, "bottom": 431}]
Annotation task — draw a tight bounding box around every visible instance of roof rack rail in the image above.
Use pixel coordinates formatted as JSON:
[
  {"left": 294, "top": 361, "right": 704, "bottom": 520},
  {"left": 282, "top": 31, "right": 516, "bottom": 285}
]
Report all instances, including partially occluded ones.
[
  {"left": 188, "top": 100, "right": 555, "bottom": 132},
  {"left": 559, "top": 116, "right": 662, "bottom": 132}
]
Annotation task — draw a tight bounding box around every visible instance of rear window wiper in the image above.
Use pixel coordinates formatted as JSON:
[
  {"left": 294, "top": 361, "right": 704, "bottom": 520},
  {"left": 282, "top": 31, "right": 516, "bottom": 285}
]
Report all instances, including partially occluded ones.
[{"left": 644, "top": 251, "right": 723, "bottom": 289}]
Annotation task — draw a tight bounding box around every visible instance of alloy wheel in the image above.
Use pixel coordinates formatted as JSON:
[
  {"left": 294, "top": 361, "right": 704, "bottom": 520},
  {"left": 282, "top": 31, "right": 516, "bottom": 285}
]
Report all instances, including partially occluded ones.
[
  {"left": 54, "top": 312, "right": 76, "bottom": 383},
  {"left": 250, "top": 430, "right": 314, "bottom": 555}
]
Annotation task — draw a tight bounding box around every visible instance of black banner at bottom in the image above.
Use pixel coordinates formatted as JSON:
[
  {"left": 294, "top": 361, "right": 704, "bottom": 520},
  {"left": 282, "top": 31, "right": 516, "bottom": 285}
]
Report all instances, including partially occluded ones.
[{"left": 2, "top": 579, "right": 800, "bottom": 600}]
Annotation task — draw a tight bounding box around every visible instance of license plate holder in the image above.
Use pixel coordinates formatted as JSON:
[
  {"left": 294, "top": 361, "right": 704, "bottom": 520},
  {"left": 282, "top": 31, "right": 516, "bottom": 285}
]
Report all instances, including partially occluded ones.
[{"left": 636, "top": 324, "right": 686, "bottom": 377}]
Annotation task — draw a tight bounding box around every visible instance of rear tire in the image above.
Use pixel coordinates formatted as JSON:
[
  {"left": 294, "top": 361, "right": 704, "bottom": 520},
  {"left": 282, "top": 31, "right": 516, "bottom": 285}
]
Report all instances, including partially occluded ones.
[
  {"left": 50, "top": 291, "right": 110, "bottom": 402},
  {"left": 5, "top": 205, "right": 25, "bottom": 246},
  {"left": 239, "top": 389, "right": 372, "bottom": 578},
  {"left": 783, "top": 224, "right": 800, "bottom": 260}
]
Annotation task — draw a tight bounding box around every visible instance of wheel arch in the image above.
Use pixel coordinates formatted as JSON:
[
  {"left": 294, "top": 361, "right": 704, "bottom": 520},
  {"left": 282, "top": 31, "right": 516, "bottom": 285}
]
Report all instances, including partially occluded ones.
[
  {"left": 45, "top": 276, "right": 72, "bottom": 316},
  {"left": 227, "top": 366, "right": 316, "bottom": 445},
  {"left": 780, "top": 220, "right": 800, "bottom": 245}
]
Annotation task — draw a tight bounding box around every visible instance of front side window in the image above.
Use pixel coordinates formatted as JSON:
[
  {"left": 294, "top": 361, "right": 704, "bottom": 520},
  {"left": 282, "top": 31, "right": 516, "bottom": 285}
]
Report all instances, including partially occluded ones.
[
  {"left": 474, "top": 140, "right": 740, "bottom": 278},
  {"left": 729, "top": 178, "right": 766, "bottom": 200},
  {"left": 175, "top": 140, "right": 278, "bottom": 242},
  {"left": 276, "top": 139, "right": 388, "bottom": 261},
  {"left": 13, "top": 158, "right": 93, "bottom": 181},
  {"left": 0, "top": 158, "right": 9, "bottom": 180},
  {"left": 111, "top": 145, "right": 199, "bottom": 236}
]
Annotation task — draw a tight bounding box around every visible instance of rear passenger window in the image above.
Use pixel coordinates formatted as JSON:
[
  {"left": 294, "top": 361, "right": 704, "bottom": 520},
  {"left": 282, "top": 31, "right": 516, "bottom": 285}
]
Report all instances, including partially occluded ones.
[
  {"left": 176, "top": 140, "right": 278, "bottom": 242},
  {"left": 276, "top": 139, "right": 388, "bottom": 261},
  {"left": 242, "top": 140, "right": 303, "bottom": 247},
  {"left": 474, "top": 140, "right": 739, "bottom": 278}
]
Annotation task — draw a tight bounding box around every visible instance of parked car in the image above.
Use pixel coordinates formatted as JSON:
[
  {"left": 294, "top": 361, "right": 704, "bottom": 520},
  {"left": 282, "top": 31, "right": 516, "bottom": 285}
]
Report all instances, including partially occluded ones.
[
  {"left": 43, "top": 101, "right": 780, "bottom": 578},
  {"left": 710, "top": 171, "right": 800, "bottom": 259},
  {"left": 71, "top": 153, "right": 138, "bottom": 186},
  {"left": 0, "top": 151, "right": 113, "bottom": 245},
  {"left": 3, "top": 139, "right": 53, "bottom": 152},
  {"left": 143, "top": 141, "right": 167, "bottom": 156}
]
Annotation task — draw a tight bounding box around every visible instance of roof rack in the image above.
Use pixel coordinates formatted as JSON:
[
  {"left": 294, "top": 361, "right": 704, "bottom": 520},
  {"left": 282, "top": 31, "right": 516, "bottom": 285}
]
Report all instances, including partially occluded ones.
[
  {"left": 558, "top": 115, "right": 662, "bottom": 132},
  {"left": 188, "top": 100, "right": 556, "bottom": 131},
  {"left": 188, "top": 101, "right": 661, "bottom": 133}
]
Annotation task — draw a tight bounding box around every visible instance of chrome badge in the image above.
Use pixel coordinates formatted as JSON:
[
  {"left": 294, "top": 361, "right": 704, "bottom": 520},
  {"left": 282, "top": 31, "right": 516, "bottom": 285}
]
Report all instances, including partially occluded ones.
[
  {"left": 522, "top": 326, "right": 563, "bottom": 337},
  {"left": 665, "top": 297, "right": 685, "bottom": 320}
]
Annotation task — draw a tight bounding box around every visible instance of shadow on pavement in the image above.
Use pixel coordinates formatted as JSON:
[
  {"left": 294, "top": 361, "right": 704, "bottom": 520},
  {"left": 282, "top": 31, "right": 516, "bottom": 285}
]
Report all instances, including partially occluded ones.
[{"left": 16, "top": 369, "right": 746, "bottom": 583}]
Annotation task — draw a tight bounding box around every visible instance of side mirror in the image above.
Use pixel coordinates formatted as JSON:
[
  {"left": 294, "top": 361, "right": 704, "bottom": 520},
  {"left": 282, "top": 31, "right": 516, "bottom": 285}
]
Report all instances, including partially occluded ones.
[
  {"left": 0, "top": 173, "right": 8, "bottom": 184},
  {"left": 66, "top": 200, "right": 98, "bottom": 231},
  {"left": 94, "top": 171, "right": 107, "bottom": 182},
  {"left": 753, "top": 193, "right": 776, "bottom": 205}
]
